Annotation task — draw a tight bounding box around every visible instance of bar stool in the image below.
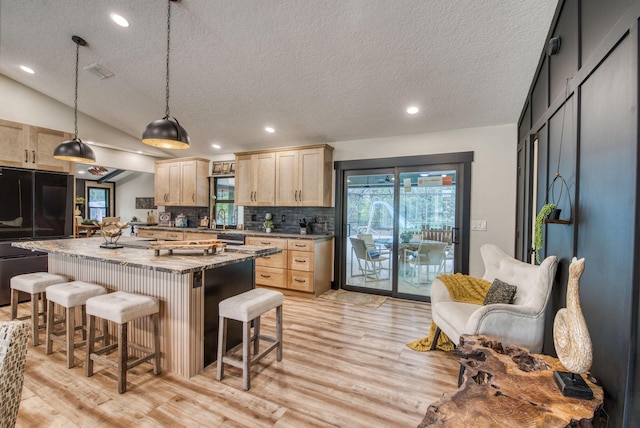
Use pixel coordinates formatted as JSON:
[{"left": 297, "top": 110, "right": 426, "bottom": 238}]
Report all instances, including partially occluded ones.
[
  {"left": 85, "top": 291, "right": 160, "bottom": 394},
  {"left": 216, "top": 288, "right": 283, "bottom": 390},
  {"left": 10, "top": 272, "right": 68, "bottom": 346},
  {"left": 45, "top": 281, "right": 107, "bottom": 368}
]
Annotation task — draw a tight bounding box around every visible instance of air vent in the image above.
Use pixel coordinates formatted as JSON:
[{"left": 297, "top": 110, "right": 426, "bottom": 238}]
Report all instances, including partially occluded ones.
[{"left": 84, "top": 63, "right": 114, "bottom": 79}]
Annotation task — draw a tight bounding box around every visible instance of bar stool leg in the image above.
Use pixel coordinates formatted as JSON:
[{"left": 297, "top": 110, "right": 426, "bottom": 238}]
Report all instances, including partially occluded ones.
[
  {"left": 86, "top": 314, "right": 96, "bottom": 377},
  {"left": 253, "top": 316, "right": 260, "bottom": 355},
  {"left": 30, "top": 293, "right": 40, "bottom": 346},
  {"left": 66, "top": 307, "right": 75, "bottom": 368},
  {"left": 46, "top": 300, "right": 55, "bottom": 355},
  {"left": 10, "top": 289, "right": 19, "bottom": 320},
  {"left": 118, "top": 323, "right": 128, "bottom": 394},
  {"left": 276, "top": 305, "right": 283, "bottom": 361},
  {"left": 152, "top": 313, "right": 160, "bottom": 375},
  {"left": 216, "top": 316, "right": 227, "bottom": 381},
  {"left": 242, "top": 320, "right": 251, "bottom": 390}
]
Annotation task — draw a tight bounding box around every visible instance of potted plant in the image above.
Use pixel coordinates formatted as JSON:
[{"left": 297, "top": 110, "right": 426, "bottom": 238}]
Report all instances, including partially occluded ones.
[
  {"left": 263, "top": 220, "right": 274, "bottom": 233},
  {"left": 534, "top": 203, "right": 556, "bottom": 263},
  {"left": 75, "top": 196, "right": 85, "bottom": 206}
]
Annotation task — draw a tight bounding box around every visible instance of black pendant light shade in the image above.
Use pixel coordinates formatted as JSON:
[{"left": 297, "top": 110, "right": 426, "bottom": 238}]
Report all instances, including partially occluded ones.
[
  {"left": 53, "top": 35, "right": 96, "bottom": 163},
  {"left": 142, "top": 116, "right": 191, "bottom": 149},
  {"left": 142, "top": 0, "right": 190, "bottom": 150},
  {"left": 53, "top": 137, "right": 96, "bottom": 163}
]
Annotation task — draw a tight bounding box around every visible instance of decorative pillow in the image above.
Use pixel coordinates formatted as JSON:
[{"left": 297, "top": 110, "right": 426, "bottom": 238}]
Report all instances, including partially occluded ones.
[
  {"left": 483, "top": 279, "right": 517, "bottom": 305},
  {"left": 369, "top": 250, "right": 380, "bottom": 258}
]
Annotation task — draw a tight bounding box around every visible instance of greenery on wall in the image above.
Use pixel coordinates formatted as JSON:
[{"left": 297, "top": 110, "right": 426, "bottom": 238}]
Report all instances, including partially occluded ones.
[{"left": 534, "top": 203, "right": 555, "bottom": 263}]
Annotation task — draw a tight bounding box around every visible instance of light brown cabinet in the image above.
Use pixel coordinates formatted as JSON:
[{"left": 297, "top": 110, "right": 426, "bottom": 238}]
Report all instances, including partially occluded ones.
[
  {"left": 155, "top": 158, "right": 209, "bottom": 206},
  {"left": 275, "top": 146, "right": 333, "bottom": 206},
  {"left": 137, "top": 229, "right": 185, "bottom": 240},
  {"left": 236, "top": 144, "right": 333, "bottom": 207},
  {"left": 0, "top": 119, "right": 73, "bottom": 173},
  {"left": 235, "top": 152, "right": 276, "bottom": 206},
  {"left": 248, "top": 236, "right": 333, "bottom": 296}
]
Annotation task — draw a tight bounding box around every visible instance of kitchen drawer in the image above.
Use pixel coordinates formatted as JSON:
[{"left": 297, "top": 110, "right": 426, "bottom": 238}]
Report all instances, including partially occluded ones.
[
  {"left": 255, "top": 267, "right": 287, "bottom": 288},
  {"left": 163, "top": 231, "right": 185, "bottom": 240},
  {"left": 288, "top": 270, "right": 314, "bottom": 292},
  {"left": 288, "top": 250, "right": 314, "bottom": 272},
  {"left": 137, "top": 229, "right": 184, "bottom": 240},
  {"left": 287, "top": 239, "right": 314, "bottom": 252},
  {"left": 256, "top": 250, "right": 287, "bottom": 269},
  {"left": 183, "top": 232, "right": 216, "bottom": 241},
  {"left": 246, "top": 236, "right": 288, "bottom": 250}
]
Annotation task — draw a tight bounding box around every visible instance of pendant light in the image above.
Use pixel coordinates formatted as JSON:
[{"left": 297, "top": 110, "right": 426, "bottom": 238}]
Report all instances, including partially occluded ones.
[
  {"left": 53, "top": 35, "right": 96, "bottom": 163},
  {"left": 142, "top": 0, "right": 191, "bottom": 149}
]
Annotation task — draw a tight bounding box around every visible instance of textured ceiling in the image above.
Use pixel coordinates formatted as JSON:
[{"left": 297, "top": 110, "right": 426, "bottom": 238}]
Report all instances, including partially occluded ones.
[{"left": 0, "top": 1, "right": 558, "bottom": 158}]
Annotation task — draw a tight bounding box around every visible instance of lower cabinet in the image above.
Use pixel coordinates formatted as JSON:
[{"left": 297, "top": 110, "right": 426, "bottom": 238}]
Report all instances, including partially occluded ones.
[
  {"left": 247, "top": 236, "right": 333, "bottom": 296},
  {"left": 137, "top": 229, "right": 184, "bottom": 240}
]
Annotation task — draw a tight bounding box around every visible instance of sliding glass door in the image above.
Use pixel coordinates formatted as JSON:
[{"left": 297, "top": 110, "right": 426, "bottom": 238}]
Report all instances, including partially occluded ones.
[{"left": 336, "top": 153, "right": 471, "bottom": 302}]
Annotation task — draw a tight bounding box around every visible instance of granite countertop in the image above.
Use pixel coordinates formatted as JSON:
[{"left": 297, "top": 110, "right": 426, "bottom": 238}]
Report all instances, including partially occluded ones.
[
  {"left": 12, "top": 237, "right": 281, "bottom": 275},
  {"left": 138, "top": 226, "right": 334, "bottom": 241}
]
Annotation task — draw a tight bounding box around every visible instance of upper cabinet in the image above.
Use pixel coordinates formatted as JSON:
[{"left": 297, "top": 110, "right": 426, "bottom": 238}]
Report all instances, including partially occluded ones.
[
  {"left": 236, "top": 144, "right": 333, "bottom": 207},
  {"left": 155, "top": 157, "right": 209, "bottom": 206},
  {"left": 0, "top": 119, "right": 73, "bottom": 173},
  {"left": 235, "top": 152, "right": 276, "bottom": 206}
]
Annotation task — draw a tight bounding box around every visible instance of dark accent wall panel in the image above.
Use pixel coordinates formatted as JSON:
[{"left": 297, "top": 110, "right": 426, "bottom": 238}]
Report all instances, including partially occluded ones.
[
  {"left": 549, "top": 0, "right": 579, "bottom": 103},
  {"left": 578, "top": 34, "right": 635, "bottom": 425},
  {"left": 581, "top": 0, "right": 633, "bottom": 64},
  {"left": 531, "top": 58, "right": 548, "bottom": 127},
  {"left": 543, "top": 98, "right": 577, "bottom": 355},
  {"left": 519, "top": 101, "right": 531, "bottom": 141}
]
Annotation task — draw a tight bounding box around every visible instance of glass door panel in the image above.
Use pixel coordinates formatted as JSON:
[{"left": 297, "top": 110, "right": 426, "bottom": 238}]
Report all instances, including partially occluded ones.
[
  {"left": 397, "top": 168, "right": 457, "bottom": 299},
  {"left": 344, "top": 170, "right": 394, "bottom": 292}
]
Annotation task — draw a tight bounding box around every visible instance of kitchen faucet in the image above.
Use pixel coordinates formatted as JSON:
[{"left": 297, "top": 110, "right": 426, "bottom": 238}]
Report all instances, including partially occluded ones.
[{"left": 217, "top": 208, "right": 226, "bottom": 230}]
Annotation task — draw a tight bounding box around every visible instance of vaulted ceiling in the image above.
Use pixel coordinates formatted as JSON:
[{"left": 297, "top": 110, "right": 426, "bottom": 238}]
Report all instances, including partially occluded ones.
[{"left": 0, "top": 1, "right": 558, "bottom": 158}]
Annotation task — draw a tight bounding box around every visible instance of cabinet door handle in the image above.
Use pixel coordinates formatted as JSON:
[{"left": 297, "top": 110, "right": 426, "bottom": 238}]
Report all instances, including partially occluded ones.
[
  {"left": 24, "top": 149, "right": 28, "bottom": 163},
  {"left": 253, "top": 191, "right": 256, "bottom": 202},
  {"left": 260, "top": 242, "right": 272, "bottom": 245},
  {"left": 32, "top": 150, "right": 36, "bottom": 164},
  {"left": 295, "top": 259, "right": 306, "bottom": 263},
  {"left": 262, "top": 256, "right": 271, "bottom": 259},
  {"left": 260, "top": 274, "right": 271, "bottom": 278},
  {"left": 298, "top": 190, "right": 302, "bottom": 202},
  {"left": 294, "top": 190, "right": 298, "bottom": 201},
  {"left": 294, "top": 244, "right": 305, "bottom": 247},
  {"left": 192, "top": 193, "right": 195, "bottom": 202},
  {"left": 294, "top": 278, "right": 306, "bottom": 283}
]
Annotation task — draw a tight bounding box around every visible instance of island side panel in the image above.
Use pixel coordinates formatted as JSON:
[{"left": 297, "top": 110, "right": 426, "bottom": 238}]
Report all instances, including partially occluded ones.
[{"left": 49, "top": 254, "right": 204, "bottom": 378}]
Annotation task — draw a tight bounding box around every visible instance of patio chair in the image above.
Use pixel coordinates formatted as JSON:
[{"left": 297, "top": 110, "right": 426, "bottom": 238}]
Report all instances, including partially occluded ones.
[
  {"left": 404, "top": 241, "right": 448, "bottom": 284},
  {"left": 350, "top": 237, "right": 390, "bottom": 283}
]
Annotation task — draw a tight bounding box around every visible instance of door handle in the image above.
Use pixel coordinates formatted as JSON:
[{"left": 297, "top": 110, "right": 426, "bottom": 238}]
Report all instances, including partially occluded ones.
[
  {"left": 294, "top": 190, "right": 298, "bottom": 201},
  {"left": 192, "top": 193, "right": 195, "bottom": 202},
  {"left": 452, "top": 227, "right": 460, "bottom": 245},
  {"left": 298, "top": 190, "right": 302, "bottom": 202},
  {"left": 24, "top": 149, "right": 28, "bottom": 163},
  {"left": 32, "top": 150, "right": 36, "bottom": 164}
]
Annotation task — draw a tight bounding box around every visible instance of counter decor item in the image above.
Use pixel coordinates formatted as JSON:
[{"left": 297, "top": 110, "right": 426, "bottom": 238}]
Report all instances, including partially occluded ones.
[
  {"left": 553, "top": 257, "right": 594, "bottom": 399},
  {"left": 175, "top": 213, "right": 188, "bottom": 228},
  {"left": 263, "top": 220, "right": 274, "bottom": 233},
  {"left": 95, "top": 218, "right": 129, "bottom": 249},
  {"left": 158, "top": 211, "right": 171, "bottom": 226}
]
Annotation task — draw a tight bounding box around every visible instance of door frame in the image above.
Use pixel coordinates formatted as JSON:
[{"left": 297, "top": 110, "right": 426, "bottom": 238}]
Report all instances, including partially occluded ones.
[{"left": 334, "top": 151, "right": 473, "bottom": 300}]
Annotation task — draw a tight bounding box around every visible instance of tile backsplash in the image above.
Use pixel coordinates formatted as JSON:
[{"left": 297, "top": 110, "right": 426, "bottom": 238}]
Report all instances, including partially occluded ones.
[{"left": 243, "top": 207, "right": 335, "bottom": 234}]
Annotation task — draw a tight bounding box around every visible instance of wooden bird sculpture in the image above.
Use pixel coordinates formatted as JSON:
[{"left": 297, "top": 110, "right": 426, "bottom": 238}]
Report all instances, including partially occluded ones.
[{"left": 553, "top": 257, "right": 592, "bottom": 374}]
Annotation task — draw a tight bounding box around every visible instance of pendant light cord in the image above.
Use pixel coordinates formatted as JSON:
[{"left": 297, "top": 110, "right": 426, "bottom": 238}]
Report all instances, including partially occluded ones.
[
  {"left": 74, "top": 39, "right": 80, "bottom": 139},
  {"left": 165, "top": 0, "right": 172, "bottom": 119}
]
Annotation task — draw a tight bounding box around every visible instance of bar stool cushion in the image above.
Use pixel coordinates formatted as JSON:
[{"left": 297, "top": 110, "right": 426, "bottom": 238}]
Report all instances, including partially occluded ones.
[
  {"left": 86, "top": 291, "right": 159, "bottom": 324},
  {"left": 46, "top": 281, "right": 106, "bottom": 308},
  {"left": 219, "top": 288, "right": 283, "bottom": 322},
  {"left": 11, "top": 272, "right": 68, "bottom": 294}
]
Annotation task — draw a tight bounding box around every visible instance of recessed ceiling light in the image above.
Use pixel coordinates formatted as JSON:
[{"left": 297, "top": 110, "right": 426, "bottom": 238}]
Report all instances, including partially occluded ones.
[
  {"left": 441, "top": 174, "right": 447, "bottom": 177},
  {"left": 86, "top": 141, "right": 94, "bottom": 145},
  {"left": 265, "top": 126, "right": 275, "bottom": 133},
  {"left": 406, "top": 106, "right": 419, "bottom": 115},
  {"left": 20, "top": 65, "right": 35, "bottom": 74},
  {"left": 78, "top": 170, "right": 86, "bottom": 174},
  {"left": 420, "top": 173, "right": 429, "bottom": 177},
  {"left": 110, "top": 13, "right": 129, "bottom": 28},
  {"left": 137, "top": 150, "right": 143, "bottom": 154},
  {"left": 212, "top": 143, "right": 221, "bottom": 149}
]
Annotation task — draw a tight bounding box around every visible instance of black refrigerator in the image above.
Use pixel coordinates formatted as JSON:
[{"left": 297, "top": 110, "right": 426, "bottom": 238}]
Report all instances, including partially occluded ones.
[{"left": 0, "top": 167, "right": 73, "bottom": 306}]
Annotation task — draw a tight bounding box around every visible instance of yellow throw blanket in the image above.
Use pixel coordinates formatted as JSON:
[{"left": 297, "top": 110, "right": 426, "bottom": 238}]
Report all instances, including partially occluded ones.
[{"left": 406, "top": 273, "right": 492, "bottom": 352}]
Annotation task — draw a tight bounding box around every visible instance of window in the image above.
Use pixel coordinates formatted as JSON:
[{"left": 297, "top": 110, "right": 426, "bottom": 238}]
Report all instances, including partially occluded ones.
[{"left": 87, "top": 187, "right": 110, "bottom": 222}]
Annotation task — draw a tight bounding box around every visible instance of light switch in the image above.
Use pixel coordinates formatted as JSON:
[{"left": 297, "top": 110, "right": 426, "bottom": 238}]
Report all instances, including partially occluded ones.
[{"left": 471, "top": 220, "right": 487, "bottom": 231}]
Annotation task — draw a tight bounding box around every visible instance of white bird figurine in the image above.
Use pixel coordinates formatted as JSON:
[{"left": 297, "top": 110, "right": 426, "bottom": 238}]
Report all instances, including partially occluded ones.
[{"left": 553, "top": 257, "right": 592, "bottom": 374}]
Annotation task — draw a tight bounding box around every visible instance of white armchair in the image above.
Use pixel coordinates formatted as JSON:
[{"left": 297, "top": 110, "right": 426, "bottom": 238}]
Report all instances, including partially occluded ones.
[{"left": 431, "top": 244, "right": 558, "bottom": 353}]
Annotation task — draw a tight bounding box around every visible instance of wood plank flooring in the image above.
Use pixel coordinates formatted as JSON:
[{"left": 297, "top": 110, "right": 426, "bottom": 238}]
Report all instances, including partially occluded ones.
[{"left": 2, "top": 294, "right": 460, "bottom": 427}]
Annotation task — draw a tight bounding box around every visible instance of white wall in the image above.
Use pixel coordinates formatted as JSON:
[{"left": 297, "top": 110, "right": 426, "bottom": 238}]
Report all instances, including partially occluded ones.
[
  {"left": 331, "top": 124, "right": 517, "bottom": 277},
  {"left": 115, "top": 172, "right": 156, "bottom": 236}
]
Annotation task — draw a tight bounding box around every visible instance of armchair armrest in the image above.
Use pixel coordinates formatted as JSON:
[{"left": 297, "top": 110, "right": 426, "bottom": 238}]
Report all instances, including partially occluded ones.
[{"left": 431, "top": 277, "right": 454, "bottom": 304}]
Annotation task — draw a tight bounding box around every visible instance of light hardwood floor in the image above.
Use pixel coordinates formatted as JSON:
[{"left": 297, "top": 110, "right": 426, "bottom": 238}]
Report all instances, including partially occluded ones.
[{"left": 2, "top": 294, "right": 459, "bottom": 427}]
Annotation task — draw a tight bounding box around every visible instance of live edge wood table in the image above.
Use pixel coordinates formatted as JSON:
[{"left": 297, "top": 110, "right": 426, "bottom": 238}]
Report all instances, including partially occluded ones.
[
  {"left": 419, "top": 335, "right": 604, "bottom": 427},
  {"left": 12, "top": 237, "right": 280, "bottom": 379}
]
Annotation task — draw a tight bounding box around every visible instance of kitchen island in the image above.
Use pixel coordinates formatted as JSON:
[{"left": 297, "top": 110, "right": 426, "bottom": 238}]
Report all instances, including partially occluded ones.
[{"left": 13, "top": 237, "right": 280, "bottom": 378}]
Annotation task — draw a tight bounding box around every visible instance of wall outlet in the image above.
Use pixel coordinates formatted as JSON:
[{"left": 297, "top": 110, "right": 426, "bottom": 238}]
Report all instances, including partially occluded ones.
[
  {"left": 471, "top": 220, "right": 487, "bottom": 231},
  {"left": 281, "top": 214, "right": 286, "bottom": 222}
]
